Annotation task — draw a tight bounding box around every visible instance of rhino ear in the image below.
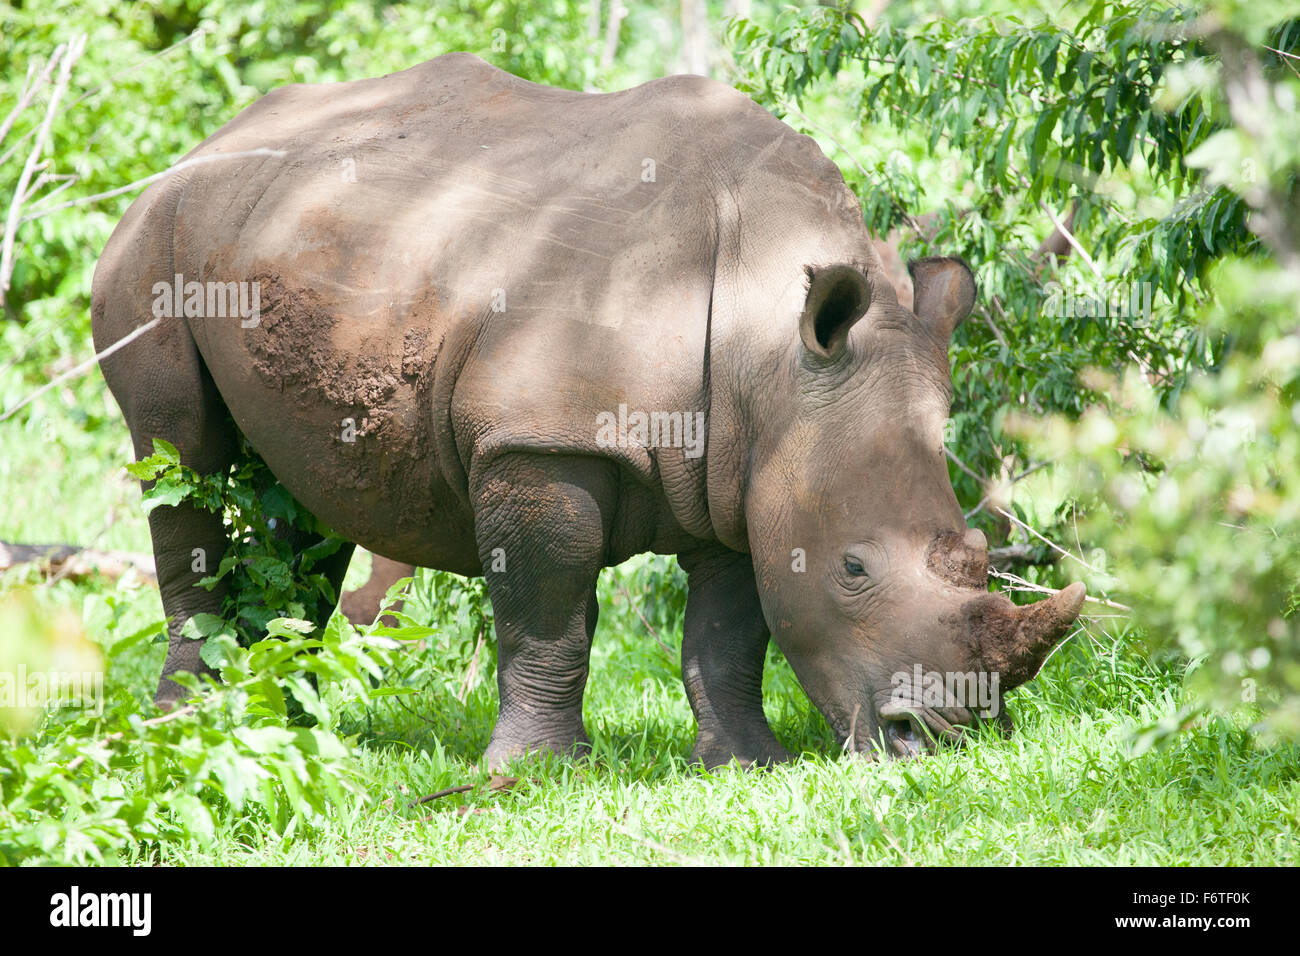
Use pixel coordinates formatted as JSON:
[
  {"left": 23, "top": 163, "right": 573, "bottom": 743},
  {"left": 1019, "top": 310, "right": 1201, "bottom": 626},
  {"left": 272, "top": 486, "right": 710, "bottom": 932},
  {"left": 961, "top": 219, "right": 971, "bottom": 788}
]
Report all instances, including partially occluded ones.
[
  {"left": 799, "top": 264, "right": 873, "bottom": 360},
  {"left": 908, "top": 256, "right": 976, "bottom": 343}
]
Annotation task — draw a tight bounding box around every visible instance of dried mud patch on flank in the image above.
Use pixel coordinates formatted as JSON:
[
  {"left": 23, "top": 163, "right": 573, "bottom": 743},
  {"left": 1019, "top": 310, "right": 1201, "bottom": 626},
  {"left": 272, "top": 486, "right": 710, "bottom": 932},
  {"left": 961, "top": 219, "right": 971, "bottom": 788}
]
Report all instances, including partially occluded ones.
[
  {"left": 247, "top": 273, "right": 401, "bottom": 410},
  {"left": 244, "top": 272, "right": 438, "bottom": 489}
]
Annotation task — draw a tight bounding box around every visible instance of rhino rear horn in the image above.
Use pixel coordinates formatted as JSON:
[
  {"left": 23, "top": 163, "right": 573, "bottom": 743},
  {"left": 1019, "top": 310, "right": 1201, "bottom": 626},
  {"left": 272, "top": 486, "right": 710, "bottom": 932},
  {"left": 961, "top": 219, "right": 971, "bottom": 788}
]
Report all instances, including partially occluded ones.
[
  {"left": 908, "top": 256, "right": 976, "bottom": 344},
  {"left": 799, "top": 264, "right": 872, "bottom": 360}
]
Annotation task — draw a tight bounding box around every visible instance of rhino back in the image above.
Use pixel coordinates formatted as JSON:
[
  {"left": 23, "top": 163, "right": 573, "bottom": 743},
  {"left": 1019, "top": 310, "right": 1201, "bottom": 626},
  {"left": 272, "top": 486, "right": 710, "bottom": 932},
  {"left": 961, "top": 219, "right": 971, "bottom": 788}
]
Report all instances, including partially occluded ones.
[{"left": 106, "top": 53, "right": 872, "bottom": 563}]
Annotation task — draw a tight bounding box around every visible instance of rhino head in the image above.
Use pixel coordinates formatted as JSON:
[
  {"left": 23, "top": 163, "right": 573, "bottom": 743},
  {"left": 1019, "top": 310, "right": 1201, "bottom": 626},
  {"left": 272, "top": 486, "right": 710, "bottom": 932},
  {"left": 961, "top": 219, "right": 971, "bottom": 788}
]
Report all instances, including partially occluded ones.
[{"left": 741, "top": 256, "right": 1085, "bottom": 758}]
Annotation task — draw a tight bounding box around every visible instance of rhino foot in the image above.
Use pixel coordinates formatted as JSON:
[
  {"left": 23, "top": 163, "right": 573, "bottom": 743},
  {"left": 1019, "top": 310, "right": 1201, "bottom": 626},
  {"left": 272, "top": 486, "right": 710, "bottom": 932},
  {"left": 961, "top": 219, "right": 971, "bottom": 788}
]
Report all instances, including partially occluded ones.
[
  {"left": 691, "top": 734, "right": 794, "bottom": 771},
  {"left": 483, "top": 724, "right": 592, "bottom": 770}
]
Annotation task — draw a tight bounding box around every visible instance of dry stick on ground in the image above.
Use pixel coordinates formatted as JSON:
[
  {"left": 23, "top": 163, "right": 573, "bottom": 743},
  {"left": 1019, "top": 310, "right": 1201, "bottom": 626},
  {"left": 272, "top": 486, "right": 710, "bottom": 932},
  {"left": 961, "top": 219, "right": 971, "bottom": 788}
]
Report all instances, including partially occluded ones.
[
  {"left": 412, "top": 774, "right": 518, "bottom": 807},
  {"left": 0, "top": 540, "right": 156, "bottom": 583},
  {"left": 412, "top": 783, "right": 473, "bottom": 805},
  {"left": 65, "top": 704, "right": 198, "bottom": 772},
  {"left": 41, "top": 510, "right": 122, "bottom": 588}
]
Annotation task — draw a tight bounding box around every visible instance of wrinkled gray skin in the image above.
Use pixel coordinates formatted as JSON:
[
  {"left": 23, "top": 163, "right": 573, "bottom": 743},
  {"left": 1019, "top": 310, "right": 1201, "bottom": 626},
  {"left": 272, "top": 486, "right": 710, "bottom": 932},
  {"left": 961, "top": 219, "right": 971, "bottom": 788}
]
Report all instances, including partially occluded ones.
[{"left": 93, "top": 53, "right": 1084, "bottom": 768}]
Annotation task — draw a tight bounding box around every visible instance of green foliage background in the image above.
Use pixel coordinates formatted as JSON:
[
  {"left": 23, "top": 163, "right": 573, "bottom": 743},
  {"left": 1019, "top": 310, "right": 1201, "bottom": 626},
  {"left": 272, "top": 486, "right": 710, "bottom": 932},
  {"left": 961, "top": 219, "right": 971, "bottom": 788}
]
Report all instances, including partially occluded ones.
[{"left": 1, "top": 0, "right": 1298, "bottom": 864}]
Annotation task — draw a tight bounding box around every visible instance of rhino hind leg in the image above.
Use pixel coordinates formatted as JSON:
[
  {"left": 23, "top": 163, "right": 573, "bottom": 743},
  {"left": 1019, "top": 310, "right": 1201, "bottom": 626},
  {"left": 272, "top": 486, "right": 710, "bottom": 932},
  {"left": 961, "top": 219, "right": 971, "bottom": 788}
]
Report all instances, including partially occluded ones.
[
  {"left": 98, "top": 328, "right": 240, "bottom": 709},
  {"left": 678, "top": 547, "right": 794, "bottom": 769},
  {"left": 146, "top": 479, "right": 235, "bottom": 709},
  {"left": 472, "top": 454, "right": 615, "bottom": 768}
]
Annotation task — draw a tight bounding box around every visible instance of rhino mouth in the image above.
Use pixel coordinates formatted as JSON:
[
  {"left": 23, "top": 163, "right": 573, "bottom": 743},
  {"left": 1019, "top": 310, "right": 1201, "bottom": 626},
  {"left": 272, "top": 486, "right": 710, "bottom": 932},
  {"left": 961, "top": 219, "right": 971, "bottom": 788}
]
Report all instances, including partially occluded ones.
[
  {"left": 874, "top": 700, "right": 980, "bottom": 759},
  {"left": 883, "top": 714, "right": 928, "bottom": 759}
]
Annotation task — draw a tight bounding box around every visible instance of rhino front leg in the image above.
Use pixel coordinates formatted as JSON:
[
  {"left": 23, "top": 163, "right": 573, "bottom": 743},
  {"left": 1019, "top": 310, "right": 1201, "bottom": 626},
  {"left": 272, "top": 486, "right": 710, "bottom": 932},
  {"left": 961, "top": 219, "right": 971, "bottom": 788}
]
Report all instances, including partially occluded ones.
[
  {"left": 678, "top": 546, "right": 794, "bottom": 769},
  {"left": 472, "top": 454, "right": 614, "bottom": 768}
]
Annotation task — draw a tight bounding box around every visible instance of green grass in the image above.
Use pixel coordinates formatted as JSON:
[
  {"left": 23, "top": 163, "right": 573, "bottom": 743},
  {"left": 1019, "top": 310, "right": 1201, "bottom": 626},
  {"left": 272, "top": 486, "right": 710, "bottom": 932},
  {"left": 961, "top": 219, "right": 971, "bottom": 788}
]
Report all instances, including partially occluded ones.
[
  {"left": 2, "top": 376, "right": 1298, "bottom": 865},
  {"left": 126, "top": 633, "right": 1299, "bottom": 866}
]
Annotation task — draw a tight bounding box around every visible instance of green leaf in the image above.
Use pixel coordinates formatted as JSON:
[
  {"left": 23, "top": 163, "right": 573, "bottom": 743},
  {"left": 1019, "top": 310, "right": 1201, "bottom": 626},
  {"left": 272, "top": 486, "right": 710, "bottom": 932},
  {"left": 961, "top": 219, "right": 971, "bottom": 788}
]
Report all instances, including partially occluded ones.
[
  {"left": 141, "top": 477, "right": 190, "bottom": 514},
  {"left": 182, "top": 613, "right": 234, "bottom": 641}
]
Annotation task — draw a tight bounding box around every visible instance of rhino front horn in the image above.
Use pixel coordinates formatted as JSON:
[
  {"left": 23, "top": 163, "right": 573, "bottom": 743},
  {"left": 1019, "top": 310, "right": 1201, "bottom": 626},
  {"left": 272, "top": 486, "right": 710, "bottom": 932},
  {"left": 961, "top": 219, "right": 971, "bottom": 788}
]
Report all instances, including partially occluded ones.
[{"left": 972, "top": 582, "right": 1086, "bottom": 689}]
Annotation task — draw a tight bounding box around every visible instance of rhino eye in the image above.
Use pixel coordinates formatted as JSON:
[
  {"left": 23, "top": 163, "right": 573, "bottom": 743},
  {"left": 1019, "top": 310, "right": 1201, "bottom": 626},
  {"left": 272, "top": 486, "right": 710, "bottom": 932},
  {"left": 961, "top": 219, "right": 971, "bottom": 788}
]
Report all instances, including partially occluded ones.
[{"left": 843, "top": 555, "right": 868, "bottom": 577}]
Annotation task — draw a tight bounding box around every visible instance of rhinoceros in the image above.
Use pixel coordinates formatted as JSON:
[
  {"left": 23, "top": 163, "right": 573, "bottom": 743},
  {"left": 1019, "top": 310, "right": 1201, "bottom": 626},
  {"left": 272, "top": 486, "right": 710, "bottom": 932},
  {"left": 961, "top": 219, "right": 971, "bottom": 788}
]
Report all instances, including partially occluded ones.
[{"left": 93, "top": 53, "right": 1085, "bottom": 767}]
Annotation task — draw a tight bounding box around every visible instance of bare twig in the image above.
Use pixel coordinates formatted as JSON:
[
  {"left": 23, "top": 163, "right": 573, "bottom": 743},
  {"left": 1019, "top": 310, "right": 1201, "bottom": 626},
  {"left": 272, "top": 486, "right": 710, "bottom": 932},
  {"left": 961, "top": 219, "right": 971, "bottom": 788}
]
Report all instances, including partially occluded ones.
[
  {"left": 995, "top": 507, "right": 1101, "bottom": 573},
  {"left": 0, "top": 27, "right": 210, "bottom": 167},
  {"left": 70, "top": 27, "right": 210, "bottom": 111},
  {"left": 20, "top": 147, "right": 287, "bottom": 223},
  {"left": 412, "top": 783, "right": 474, "bottom": 805},
  {"left": 981, "top": 298, "right": 1012, "bottom": 349},
  {"left": 1038, "top": 201, "right": 1102, "bottom": 280},
  {"left": 1264, "top": 45, "right": 1300, "bottom": 80},
  {"left": 457, "top": 628, "right": 486, "bottom": 704},
  {"left": 0, "top": 316, "right": 162, "bottom": 422},
  {"left": 600, "top": 1, "right": 627, "bottom": 70},
  {"left": 0, "top": 59, "right": 56, "bottom": 150},
  {"left": 963, "top": 457, "right": 1055, "bottom": 519},
  {"left": 411, "top": 774, "right": 518, "bottom": 807},
  {"left": 989, "top": 567, "right": 1131, "bottom": 613},
  {"left": 615, "top": 578, "right": 675, "bottom": 661},
  {"left": 944, "top": 447, "right": 986, "bottom": 486},
  {"left": 1, "top": 35, "right": 86, "bottom": 305}
]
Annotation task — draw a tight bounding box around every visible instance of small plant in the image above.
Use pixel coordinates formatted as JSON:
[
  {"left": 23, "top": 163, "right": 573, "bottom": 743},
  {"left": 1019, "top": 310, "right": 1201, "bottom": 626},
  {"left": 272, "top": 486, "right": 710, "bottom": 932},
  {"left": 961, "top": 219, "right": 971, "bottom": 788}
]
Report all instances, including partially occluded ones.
[
  {"left": 127, "top": 437, "right": 349, "bottom": 646},
  {"left": 0, "top": 605, "right": 405, "bottom": 864}
]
